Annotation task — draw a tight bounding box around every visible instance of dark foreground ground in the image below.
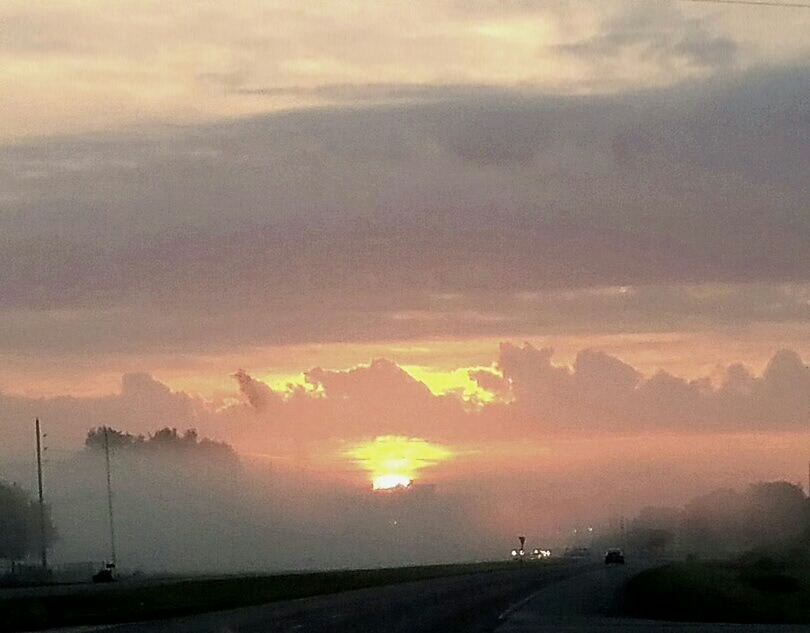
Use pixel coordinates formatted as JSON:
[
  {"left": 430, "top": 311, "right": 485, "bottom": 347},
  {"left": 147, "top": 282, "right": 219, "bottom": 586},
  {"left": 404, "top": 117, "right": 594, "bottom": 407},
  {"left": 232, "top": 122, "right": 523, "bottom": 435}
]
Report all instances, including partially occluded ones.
[
  {"left": 625, "top": 561, "right": 810, "bottom": 624},
  {"left": 9, "top": 559, "right": 807, "bottom": 632},
  {"left": 0, "top": 560, "right": 588, "bottom": 632},
  {"left": 497, "top": 562, "right": 810, "bottom": 632}
]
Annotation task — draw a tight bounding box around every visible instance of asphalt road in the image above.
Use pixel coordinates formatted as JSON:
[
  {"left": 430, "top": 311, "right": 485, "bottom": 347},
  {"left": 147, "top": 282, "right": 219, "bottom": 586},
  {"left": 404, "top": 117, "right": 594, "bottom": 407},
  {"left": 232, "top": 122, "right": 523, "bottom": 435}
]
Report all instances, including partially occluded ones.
[
  {"left": 0, "top": 575, "right": 194, "bottom": 599},
  {"left": 495, "top": 563, "right": 808, "bottom": 632},
  {"left": 55, "top": 563, "right": 594, "bottom": 633}
]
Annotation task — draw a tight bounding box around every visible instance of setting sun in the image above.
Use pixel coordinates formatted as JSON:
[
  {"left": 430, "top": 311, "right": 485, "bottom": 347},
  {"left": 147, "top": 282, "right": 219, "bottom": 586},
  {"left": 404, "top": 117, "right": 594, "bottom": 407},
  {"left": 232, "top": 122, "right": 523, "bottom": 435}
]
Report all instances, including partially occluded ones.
[
  {"left": 372, "top": 474, "right": 413, "bottom": 490},
  {"left": 345, "top": 436, "right": 453, "bottom": 490}
]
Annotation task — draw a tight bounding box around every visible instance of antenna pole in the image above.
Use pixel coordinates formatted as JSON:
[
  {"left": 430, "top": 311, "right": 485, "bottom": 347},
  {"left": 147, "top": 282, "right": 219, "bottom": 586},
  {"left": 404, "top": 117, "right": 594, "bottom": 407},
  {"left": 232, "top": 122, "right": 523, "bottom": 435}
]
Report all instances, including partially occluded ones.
[
  {"left": 103, "top": 427, "right": 117, "bottom": 567},
  {"left": 35, "top": 418, "right": 48, "bottom": 572}
]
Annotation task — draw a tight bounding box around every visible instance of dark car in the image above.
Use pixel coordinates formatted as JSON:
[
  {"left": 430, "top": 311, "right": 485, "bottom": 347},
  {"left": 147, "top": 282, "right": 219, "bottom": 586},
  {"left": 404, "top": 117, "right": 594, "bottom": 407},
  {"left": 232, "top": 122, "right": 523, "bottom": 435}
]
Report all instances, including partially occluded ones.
[
  {"left": 92, "top": 563, "right": 116, "bottom": 583},
  {"left": 604, "top": 549, "right": 625, "bottom": 565},
  {"left": 564, "top": 546, "right": 590, "bottom": 559}
]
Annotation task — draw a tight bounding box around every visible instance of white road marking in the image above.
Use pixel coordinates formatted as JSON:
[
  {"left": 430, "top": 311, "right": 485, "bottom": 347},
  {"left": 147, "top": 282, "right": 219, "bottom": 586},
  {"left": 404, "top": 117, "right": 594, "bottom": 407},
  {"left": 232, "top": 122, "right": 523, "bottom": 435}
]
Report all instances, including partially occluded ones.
[{"left": 497, "top": 588, "right": 546, "bottom": 622}]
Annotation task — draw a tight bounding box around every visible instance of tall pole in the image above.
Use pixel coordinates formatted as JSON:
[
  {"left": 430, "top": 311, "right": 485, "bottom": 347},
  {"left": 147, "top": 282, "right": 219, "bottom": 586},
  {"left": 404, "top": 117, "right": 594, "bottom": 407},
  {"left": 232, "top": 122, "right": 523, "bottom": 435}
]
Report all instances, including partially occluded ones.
[
  {"left": 103, "top": 427, "right": 117, "bottom": 567},
  {"left": 35, "top": 418, "right": 48, "bottom": 571}
]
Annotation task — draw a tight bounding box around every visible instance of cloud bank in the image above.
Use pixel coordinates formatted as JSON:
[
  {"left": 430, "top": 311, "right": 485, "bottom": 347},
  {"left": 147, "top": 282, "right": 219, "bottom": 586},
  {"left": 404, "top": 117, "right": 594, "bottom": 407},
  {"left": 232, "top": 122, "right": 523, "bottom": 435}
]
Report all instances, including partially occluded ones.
[
  {"left": 2, "top": 345, "right": 808, "bottom": 460},
  {"left": 1, "top": 66, "right": 809, "bottom": 364}
]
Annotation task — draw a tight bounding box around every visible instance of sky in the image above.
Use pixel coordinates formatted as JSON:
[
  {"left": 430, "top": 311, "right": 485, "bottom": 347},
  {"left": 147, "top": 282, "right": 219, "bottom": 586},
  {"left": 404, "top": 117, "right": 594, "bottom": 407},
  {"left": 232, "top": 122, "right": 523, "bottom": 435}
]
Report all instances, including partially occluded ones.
[{"left": 1, "top": 1, "right": 809, "bottom": 559}]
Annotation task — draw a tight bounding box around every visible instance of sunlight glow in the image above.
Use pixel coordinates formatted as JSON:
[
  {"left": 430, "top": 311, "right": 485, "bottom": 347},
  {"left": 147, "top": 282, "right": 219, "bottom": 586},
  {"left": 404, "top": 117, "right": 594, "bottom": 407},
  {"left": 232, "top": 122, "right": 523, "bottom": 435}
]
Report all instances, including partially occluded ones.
[
  {"left": 372, "top": 474, "right": 413, "bottom": 490},
  {"left": 345, "top": 436, "right": 453, "bottom": 490},
  {"left": 401, "top": 366, "right": 499, "bottom": 404}
]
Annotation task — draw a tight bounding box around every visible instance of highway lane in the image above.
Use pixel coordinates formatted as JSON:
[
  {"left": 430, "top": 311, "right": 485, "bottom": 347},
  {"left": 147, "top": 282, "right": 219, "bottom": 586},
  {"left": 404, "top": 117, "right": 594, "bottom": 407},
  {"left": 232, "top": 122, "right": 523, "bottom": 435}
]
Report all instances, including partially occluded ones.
[
  {"left": 496, "top": 563, "right": 808, "bottom": 632},
  {"left": 0, "top": 575, "right": 197, "bottom": 599},
  {"left": 53, "top": 563, "right": 594, "bottom": 633}
]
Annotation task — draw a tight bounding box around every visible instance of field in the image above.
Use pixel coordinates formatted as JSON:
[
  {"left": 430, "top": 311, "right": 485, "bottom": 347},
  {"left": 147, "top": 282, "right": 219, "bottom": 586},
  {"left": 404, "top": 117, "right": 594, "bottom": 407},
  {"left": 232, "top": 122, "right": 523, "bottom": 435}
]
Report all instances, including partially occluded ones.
[
  {"left": 624, "top": 560, "right": 810, "bottom": 624},
  {"left": 0, "top": 561, "right": 537, "bottom": 631}
]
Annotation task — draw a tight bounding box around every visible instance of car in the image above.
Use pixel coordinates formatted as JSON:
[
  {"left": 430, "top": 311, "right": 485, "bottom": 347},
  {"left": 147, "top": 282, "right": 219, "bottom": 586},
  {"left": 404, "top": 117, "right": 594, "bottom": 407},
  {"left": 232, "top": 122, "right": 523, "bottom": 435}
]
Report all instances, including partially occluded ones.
[
  {"left": 92, "top": 562, "right": 116, "bottom": 583},
  {"left": 563, "top": 546, "right": 590, "bottom": 559},
  {"left": 604, "top": 549, "right": 625, "bottom": 565}
]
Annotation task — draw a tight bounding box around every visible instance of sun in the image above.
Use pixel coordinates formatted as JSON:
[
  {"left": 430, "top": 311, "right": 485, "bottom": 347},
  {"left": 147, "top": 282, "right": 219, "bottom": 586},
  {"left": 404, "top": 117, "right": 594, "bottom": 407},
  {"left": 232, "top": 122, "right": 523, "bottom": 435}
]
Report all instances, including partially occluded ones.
[
  {"left": 345, "top": 436, "right": 452, "bottom": 490},
  {"left": 372, "top": 474, "right": 413, "bottom": 490}
]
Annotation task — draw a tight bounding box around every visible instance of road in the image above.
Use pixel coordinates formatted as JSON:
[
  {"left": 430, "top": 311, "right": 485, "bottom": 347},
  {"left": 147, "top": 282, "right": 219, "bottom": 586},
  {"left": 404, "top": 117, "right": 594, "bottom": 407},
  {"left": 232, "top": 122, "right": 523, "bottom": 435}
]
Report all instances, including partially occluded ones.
[
  {"left": 0, "top": 575, "right": 195, "bottom": 599},
  {"left": 495, "top": 563, "right": 808, "bottom": 632},
  {"left": 41, "top": 561, "right": 808, "bottom": 633},
  {"left": 51, "top": 563, "right": 593, "bottom": 633}
]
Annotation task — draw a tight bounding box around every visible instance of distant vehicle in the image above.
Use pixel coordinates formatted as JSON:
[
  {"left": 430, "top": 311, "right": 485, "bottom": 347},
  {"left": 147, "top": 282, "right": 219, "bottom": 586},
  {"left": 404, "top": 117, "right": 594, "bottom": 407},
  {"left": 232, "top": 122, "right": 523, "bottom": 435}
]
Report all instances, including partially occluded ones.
[
  {"left": 563, "top": 546, "right": 590, "bottom": 559},
  {"left": 604, "top": 549, "right": 625, "bottom": 565},
  {"left": 92, "top": 562, "right": 116, "bottom": 583}
]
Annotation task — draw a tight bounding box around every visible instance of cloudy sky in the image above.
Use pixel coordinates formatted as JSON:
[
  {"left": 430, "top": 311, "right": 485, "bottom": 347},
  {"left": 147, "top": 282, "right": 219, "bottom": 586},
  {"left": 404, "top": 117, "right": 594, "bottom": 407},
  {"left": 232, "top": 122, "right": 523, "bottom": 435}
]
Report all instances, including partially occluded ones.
[{"left": 2, "top": 1, "right": 809, "bottom": 507}]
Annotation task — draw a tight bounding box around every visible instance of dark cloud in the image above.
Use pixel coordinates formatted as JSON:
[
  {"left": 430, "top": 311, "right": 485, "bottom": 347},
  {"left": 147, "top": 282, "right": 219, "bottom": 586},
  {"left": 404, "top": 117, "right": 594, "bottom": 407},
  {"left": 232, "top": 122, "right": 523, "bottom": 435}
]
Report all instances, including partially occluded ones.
[
  {"left": 0, "top": 67, "right": 808, "bottom": 353},
  {"left": 558, "top": 4, "right": 739, "bottom": 70},
  {"left": 234, "top": 83, "right": 494, "bottom": 103},
  {"left": 494, "top": 343, "right": 810, "bottom": 432},
  {"left": 306, "top": 359, "right": 434, "bottom": 403},
  {"left": 233, "top": 369, "right": 282, "bottom": 412},
  {"left": 0, "top": 373, "right": 205, "bottom": 455}
]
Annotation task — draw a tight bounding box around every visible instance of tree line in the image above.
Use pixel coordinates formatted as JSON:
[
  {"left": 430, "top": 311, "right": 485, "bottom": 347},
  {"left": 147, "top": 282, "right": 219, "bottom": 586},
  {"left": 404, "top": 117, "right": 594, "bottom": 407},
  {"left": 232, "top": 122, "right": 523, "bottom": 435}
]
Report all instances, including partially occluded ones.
[
  {"left": 606, "top": 481, "right": 810, "bottom": 562},
  {"left": 1, "top": 427, "right": 235, "bottom": 565},
  {"left": 84, "top": 426, "right": 237, "bottom": 460}
]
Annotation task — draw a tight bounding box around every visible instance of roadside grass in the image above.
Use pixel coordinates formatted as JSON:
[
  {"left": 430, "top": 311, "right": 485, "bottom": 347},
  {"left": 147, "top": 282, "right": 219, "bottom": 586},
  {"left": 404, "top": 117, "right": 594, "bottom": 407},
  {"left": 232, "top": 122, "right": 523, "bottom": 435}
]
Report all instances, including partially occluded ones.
[
  {"left": 624, "top": 561, "right": 810, "bottom": 624},
  {"left": 0, "top": 560, "right": 550, "bottom": 631}
]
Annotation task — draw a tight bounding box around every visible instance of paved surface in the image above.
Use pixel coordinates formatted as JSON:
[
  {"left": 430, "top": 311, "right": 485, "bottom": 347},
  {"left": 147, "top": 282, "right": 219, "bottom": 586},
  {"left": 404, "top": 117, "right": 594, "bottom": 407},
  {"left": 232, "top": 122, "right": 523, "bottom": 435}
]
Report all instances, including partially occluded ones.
[
  {"left": 47, "top": 564, "right": 594, "bottom": 633},
  {"left": 495, "top": 564, "right": 807, "bottom": 632},
  {"left": 1, "top": 576, "right": 195, "bottom": 599}
]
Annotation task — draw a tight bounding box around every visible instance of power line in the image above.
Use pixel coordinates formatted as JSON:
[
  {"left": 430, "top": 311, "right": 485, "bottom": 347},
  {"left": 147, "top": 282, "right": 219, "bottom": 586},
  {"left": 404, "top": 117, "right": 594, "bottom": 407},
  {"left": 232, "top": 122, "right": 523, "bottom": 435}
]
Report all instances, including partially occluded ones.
[
  {"left": 35, "top": 418, "right": 48, "bottom": 573},
  {"left": 674, "top": 0, "right": 810, "bottom": 8},
  {"left": 103, "top": 427, "right": 118, "bottom": 569}
]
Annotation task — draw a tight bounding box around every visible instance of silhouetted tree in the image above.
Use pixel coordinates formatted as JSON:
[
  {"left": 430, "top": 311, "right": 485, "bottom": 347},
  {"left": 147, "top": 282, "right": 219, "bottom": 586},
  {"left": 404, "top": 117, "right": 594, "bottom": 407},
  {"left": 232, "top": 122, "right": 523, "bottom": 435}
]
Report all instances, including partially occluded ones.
[
  {"left": 605, "top": 481, "right": 809, "bottom": 560},
  {"left": 741, "top": 481, "right": 808, "bottom": 548},
  {"left": 619, "top": 506, "right": 681, "bottom": 556},
  {"left": 681, "top": 488, "right": 746, "bottom": 555},
  {"left": 631, "top": 527, "right": 675, "bottom": 555},
  {"left": 85, "top": 426, "right": 143, "bottom": 450},
  {"left": 85, "top": 426, "right": 237, "bottom": 462},
  {"left": 0, "top": 480, "right": 56, "bottom": 562}
]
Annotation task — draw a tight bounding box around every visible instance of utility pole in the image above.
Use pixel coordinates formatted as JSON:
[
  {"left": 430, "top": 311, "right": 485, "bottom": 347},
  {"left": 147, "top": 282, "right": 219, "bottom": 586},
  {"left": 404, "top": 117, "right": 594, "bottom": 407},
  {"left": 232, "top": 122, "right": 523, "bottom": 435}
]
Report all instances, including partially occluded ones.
[
  {"left": 103, "top": 427, "right": 118, "bottom": 568},
  {"left": 34, "top": 418, "right": 48, "bottom": 572}
]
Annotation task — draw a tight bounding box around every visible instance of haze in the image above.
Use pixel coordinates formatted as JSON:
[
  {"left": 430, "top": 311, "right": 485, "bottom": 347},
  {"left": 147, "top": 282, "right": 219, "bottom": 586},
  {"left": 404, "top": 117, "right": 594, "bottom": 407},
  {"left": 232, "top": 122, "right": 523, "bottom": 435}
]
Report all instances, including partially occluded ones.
[{"left": 1, "top": 0, "right": 809, "bottom": 572}]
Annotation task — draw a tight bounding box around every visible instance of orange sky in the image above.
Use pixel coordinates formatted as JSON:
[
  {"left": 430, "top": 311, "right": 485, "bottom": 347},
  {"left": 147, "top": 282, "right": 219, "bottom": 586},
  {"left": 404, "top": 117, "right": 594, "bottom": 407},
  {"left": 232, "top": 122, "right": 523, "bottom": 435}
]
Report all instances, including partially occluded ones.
[
  {"left": 3, "top": 325, "right": 810, "bottom": 400},
  {"left": 2, "top": 1, "right": 809, "bottom": 523}
]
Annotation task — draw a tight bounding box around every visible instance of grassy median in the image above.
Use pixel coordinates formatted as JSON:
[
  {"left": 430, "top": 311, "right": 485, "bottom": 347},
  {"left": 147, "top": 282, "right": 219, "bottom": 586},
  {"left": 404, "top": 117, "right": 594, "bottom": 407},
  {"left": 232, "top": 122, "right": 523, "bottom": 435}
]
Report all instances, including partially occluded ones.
[
  {"left": 0, "top": 561, "right": 546, "bottom": 631},
  {"left": 624, "top": 560, "right": 810, "bottom": 624}
]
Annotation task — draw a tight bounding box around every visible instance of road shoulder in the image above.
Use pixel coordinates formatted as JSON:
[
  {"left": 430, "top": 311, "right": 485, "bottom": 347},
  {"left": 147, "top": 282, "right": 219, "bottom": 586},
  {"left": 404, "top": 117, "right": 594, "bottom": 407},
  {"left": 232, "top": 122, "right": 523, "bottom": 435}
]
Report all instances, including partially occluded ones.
[{"left": 496, "top": 564, "right": 808, "bottom": 632}]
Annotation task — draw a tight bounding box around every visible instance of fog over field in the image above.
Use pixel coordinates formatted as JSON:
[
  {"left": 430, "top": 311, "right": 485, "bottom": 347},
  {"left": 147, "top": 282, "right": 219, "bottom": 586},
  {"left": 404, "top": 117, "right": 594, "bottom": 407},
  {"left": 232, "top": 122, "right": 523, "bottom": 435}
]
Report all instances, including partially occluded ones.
[
  {"left": 2, "top": 358, "right": 808, "bottom": 573},
  {"left": 3, "top": 440, "right": 488, "bottom": 572},
  {"left": 2, "top": 0, "right": 809, "bottom": 577}
]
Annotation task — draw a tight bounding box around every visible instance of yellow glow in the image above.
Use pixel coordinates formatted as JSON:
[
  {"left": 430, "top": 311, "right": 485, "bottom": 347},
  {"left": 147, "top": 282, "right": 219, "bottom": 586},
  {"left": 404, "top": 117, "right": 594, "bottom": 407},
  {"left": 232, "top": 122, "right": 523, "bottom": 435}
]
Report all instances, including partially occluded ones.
[
  {"left": 402, "top": 366, "right": 498, "bottom": 403},
  {"left": 372, "top": 474, "right": 412, "bottom": 490},
  {"left": 263, "top": 372, "right": 318, "bottom": 394},
  {"left": 345, "top": 436, "right": 453, "bottom": 489},
  {"left": 473, "top": 18, "right": 556, "bottom": 49}
]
